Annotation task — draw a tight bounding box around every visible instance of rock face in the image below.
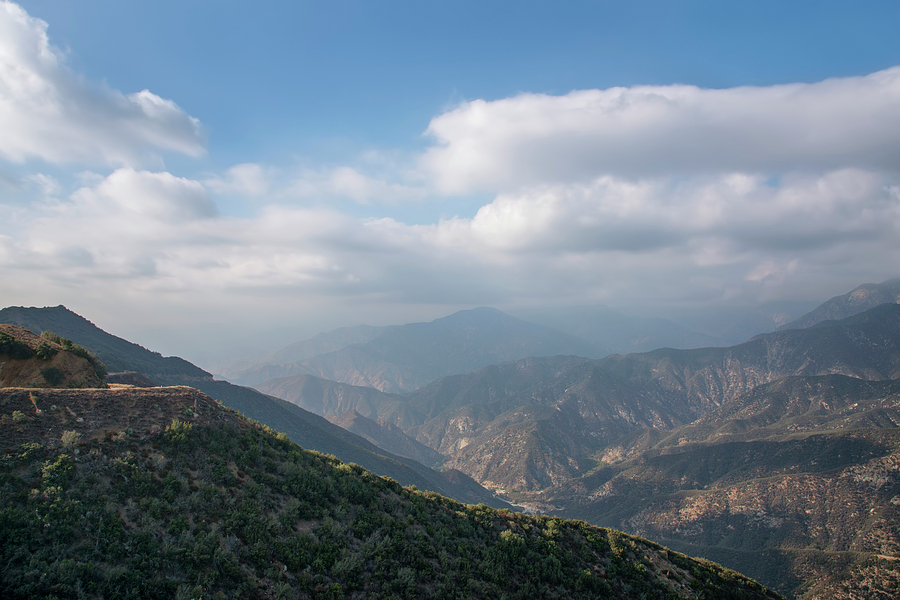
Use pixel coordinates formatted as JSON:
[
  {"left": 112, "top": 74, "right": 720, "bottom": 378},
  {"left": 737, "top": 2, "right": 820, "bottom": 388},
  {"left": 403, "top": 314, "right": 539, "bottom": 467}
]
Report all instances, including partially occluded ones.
[{"left": 0, "top": 325, "right": 103, "bottom": 389}]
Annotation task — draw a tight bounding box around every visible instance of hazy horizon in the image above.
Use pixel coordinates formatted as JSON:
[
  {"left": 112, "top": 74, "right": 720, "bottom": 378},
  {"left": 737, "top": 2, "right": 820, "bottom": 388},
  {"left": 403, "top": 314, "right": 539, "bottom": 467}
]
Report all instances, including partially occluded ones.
[{"left": 2, "top": 0, "right": 899, "bottom": 366}]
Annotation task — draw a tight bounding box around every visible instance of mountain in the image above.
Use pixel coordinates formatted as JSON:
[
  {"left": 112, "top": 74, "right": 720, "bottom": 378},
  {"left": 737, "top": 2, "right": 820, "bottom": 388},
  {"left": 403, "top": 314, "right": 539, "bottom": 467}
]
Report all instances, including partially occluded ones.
[
  {"left": 0, "top": 305, "right": 504, "bottom": 507},
  {"left": 780, "top": 277, "right": 900, "bottom": 330},
  {"left": 0, "top": 385, "right": 778, "bottom": 600},
  {"left": 218, "top": 324, "right": 388, "bottom": 378},
  {"left": 247, "top": 301, "right": 900, "bottom": 596},
  {"left": 0, "top": 305, "right": 208, "bottom": 383},
  {"left": 233, "top": 307, "right": 604, "bottom": 392},
  {"left": 549, "top": 374, "right": 900, "bottom": 599},
  {"left": 318, "top": 304, "right": 900, "bottom": 496},
  {"left": 513, "top": 304, "right": 721, "bottom": 355}
]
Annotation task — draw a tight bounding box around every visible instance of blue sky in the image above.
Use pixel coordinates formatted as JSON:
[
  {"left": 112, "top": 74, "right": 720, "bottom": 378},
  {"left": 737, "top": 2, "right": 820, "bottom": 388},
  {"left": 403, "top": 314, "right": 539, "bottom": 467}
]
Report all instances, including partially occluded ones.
[{"left": 2, "top": 1, "right": 900, "bottom": 364}]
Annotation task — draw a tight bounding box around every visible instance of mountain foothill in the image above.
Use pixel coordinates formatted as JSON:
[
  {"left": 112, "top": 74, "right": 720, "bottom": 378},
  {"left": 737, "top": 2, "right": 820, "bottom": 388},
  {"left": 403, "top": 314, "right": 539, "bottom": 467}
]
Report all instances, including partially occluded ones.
[{"left": 2, "top": 277, "right": 900, "bottom": 598}]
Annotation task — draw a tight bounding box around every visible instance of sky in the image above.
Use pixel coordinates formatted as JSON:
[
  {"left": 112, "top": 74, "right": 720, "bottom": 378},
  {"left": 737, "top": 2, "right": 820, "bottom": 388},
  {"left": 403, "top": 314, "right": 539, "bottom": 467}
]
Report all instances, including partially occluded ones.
[{"left": 1, "top": 0, "right": 900, "bottom": 367}]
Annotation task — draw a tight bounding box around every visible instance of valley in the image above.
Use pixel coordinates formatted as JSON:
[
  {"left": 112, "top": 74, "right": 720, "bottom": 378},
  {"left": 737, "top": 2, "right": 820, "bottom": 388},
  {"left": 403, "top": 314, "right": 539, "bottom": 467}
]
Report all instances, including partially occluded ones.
[{"left": 2, "top": 277, "right": 900, "bottom": 597}]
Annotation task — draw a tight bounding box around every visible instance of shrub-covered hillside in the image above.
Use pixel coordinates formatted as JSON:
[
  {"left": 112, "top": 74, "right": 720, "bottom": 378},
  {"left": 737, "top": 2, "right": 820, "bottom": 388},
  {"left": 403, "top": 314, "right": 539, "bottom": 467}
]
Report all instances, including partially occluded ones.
[{"left": 0, "top": 387, "right": 780, "bottom": 600}]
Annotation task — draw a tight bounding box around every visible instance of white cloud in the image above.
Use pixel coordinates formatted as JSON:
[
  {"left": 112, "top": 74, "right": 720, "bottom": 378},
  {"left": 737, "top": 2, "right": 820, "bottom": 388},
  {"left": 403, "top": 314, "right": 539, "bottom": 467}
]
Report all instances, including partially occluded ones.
[
  {"left": 286, "top": 166, "right": 427, "bottom": 204},
  {"left": 70, "top": 168, "right": 217, "bottom": 222},
  {"left": 0, "top": 1, "right": 204, "bottom": 166},
  {"left": 204, "top": 163, "right": 270, "bottom": 198},
  {"left": 421, "top": 67, "right": 900, "bottom": 194}
]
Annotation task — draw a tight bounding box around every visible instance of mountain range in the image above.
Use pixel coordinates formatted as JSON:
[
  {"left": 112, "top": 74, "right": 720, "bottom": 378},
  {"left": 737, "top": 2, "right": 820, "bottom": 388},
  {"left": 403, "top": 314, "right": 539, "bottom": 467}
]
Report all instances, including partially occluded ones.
[
  {"left": 3, "top": 277, "right": 900, "bottom": 598},
  {"left": 238, "top": 279, "right": 900, "bottom": 598}
]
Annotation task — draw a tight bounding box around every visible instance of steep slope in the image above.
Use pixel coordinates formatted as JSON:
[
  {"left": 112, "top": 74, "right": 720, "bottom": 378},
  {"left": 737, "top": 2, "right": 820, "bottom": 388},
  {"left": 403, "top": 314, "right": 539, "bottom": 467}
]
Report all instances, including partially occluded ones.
[
  {"left": 550, "top": 374, "right": 900, "bottom": 599},
  {"left": 780, "top": 277, "right": 900, "bottom": 330},
  {"left": 594, "top": 302, "right": 900, "bottom": 416},
  {"left": 0, "top": 386, "right": 779, "bottom": 600},
  {"left": 326, "top": 410, "right": 444, "bottom": 467},
  {"left": 0, "top": 306, "right": 503, "bottom": 507},
  {"left": 324, "top": 304, "right": 900, "bottom": 496},
  {"left": 189, "top": 380, "right": 501, "bottom": 506},
  {"left": 0, "top": 305, "right": 208, "bottom": 383},
  {"left": 234, "top": 307, "right": 603, "bottom": 391}
]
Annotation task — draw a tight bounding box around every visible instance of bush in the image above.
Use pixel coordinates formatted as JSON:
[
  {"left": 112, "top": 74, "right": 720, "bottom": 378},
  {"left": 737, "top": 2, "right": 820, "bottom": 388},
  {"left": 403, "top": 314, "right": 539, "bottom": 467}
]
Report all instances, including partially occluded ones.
[
  {"left": 0, "top": 332, "right": 34, "bottom": 359},
  {"left": 35, "top": 341, "right": 58, "bottom": 361},
  {"left": 61, "top": 430, "right": 82, "bottom": 449},
  {"left": 11, "top": 410, "right": 26, "bottom": 423}
]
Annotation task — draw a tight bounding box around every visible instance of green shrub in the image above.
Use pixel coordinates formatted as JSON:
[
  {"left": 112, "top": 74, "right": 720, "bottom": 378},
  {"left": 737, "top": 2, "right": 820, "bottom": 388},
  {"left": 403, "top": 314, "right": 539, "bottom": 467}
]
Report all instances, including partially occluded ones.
[
  {"left": 0, "top": 332, "right": 34, "bottom": 359},
  {"left": 35, "top": 340, "right": 58, "bottom": 361},
  {"left": 11, "top": 410, "right": 26, "bottom": 423}
]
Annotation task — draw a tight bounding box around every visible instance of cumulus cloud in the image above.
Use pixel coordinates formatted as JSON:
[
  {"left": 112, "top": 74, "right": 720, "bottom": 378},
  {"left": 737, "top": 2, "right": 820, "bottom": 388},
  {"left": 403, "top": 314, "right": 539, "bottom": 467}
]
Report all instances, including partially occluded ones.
[
  {"left": 421, "top": 67, "right": 900, "bottom": 193},
  {"left": 0, "top": 1, "right": 204, "bottom": 166}
]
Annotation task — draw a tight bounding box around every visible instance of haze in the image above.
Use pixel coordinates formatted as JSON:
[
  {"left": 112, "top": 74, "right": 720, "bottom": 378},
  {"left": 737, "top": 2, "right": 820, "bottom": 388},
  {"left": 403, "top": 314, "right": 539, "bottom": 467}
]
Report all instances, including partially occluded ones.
[{"left": 1, "top": 0, "right": 899, "bottom": 368}]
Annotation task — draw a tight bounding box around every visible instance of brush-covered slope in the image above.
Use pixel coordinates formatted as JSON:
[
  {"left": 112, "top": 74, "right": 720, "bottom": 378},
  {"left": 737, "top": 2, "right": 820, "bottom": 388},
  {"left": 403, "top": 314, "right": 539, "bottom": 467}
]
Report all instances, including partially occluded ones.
[
  {"left": 780, "top": 277, "right": 900, "bottom": 330},
  {"left": 0, "top": 387, "right": 779, "bottom": 600},
  {"left": 0, "top": 305, "right": 208, "bottom": 383},
  {"left": 0, "top": 324, "right": 104, "bottom": 389},
  {"left": 0, "top": 306, "right": 504, "bottom": 507},
  {"left": 189, "top": 380, "right": 501, "bottom": 507},
  {"left": 234, "top": 307, "right": 603, "bottom": 392}
]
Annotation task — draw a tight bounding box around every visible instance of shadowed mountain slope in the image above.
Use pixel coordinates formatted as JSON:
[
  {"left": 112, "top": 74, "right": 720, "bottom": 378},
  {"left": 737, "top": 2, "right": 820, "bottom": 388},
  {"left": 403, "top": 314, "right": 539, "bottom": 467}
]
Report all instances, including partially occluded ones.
[{"left": 326, "top": 410, "right": 445, "bottom": 468}]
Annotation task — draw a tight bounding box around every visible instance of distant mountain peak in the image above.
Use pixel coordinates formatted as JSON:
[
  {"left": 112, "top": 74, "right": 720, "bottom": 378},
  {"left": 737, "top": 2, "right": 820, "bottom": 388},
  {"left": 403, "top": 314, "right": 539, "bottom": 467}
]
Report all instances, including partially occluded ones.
[{"left": 780, "top": 276, "right": 900, "bottom": 330}]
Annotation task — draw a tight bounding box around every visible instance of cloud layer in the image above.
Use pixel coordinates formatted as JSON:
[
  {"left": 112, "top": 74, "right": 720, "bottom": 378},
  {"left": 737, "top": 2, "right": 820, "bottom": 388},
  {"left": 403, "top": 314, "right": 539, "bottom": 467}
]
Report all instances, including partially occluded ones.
[
  {"left": 0, "top": 0, "right": 898, "bottom": 357},
  {"left": 0, "top": 1, "right": 204, "bottom": 166},
  {"left": 422, "top": 67, "right": 900, "bottom": 193}
]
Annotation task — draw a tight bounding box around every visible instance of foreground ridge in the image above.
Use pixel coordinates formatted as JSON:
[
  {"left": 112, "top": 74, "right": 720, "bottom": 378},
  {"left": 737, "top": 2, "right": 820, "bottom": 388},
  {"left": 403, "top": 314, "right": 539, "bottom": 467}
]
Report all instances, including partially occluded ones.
[{"left": 0, "top": 387, "right": 779, "bottom": 599}]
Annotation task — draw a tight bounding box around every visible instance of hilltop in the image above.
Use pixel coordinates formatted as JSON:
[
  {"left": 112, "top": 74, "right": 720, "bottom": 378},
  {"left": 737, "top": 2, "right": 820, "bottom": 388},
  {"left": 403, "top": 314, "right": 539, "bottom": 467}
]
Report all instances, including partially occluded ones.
[{"left": 0, "top": 385, "right": 779, "bottom": 600}]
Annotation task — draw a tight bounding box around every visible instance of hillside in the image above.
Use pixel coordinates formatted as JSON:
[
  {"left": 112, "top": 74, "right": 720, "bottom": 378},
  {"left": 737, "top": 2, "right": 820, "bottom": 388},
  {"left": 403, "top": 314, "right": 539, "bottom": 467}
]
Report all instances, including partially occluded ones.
[
  {"left": 0, "top": 324, "right": 104, "bottom": 389},
  {"left": 547, "top": 374, "right": 900, "bottom": 599},
  {"left": 0, "top": 386, "right": 779, "bottom": 600},
  {"left": 232, "top": 307, "right": 603, "bottom": 392},
  {"left": 0, "top": 306, "right": 504, "bottom": 507},
  {"left": 0, "top": 305, "right": 209, "bottom": 383}
]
